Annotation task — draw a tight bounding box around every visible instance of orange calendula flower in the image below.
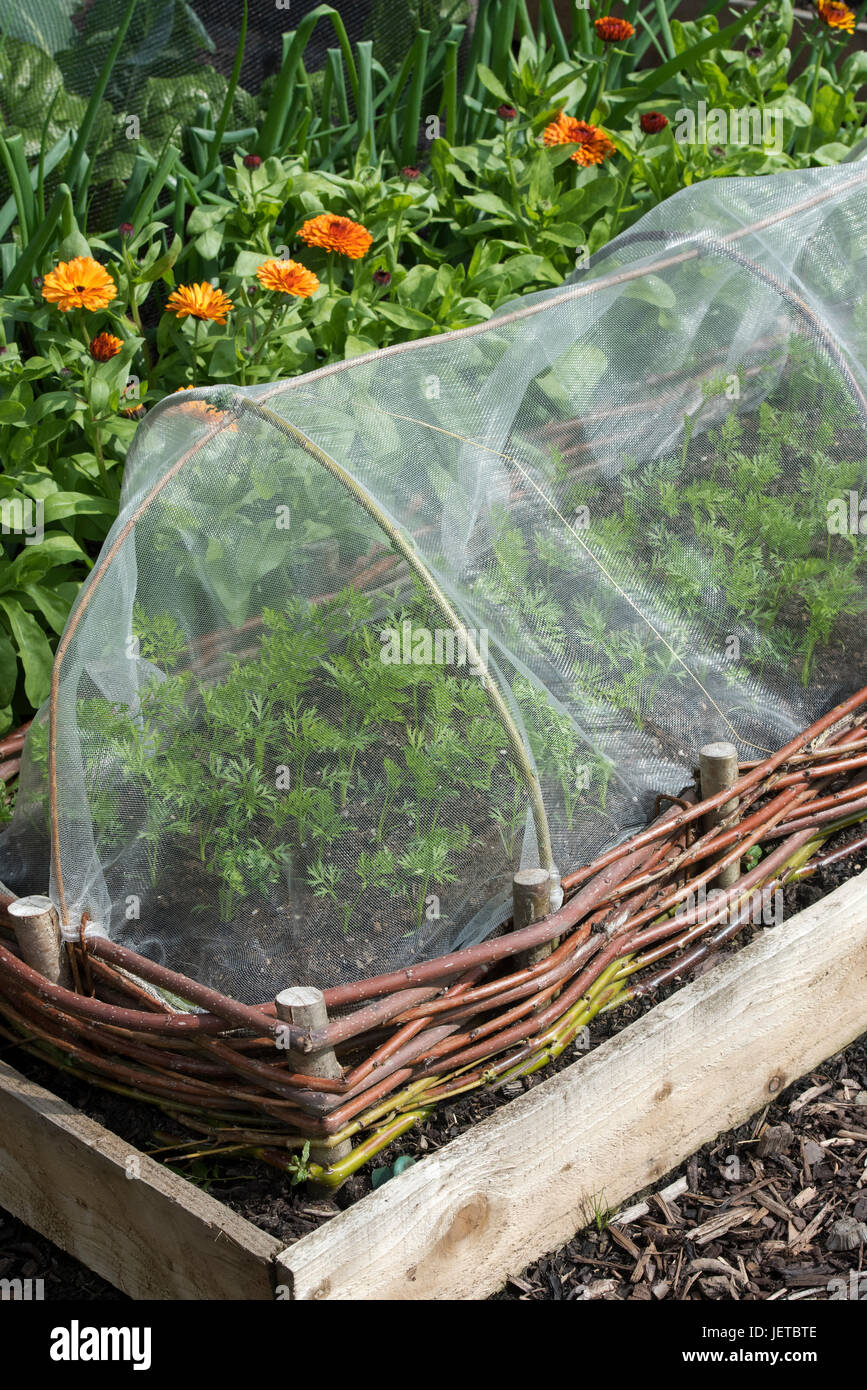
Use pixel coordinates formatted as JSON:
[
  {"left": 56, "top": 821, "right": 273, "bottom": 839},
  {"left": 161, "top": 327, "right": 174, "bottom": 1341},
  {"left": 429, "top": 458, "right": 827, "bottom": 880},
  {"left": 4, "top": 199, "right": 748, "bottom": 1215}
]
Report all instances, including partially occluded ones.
[
  {"left": 171, "top": 385, "right": 238, "bottom": 430},
  {"left": 594, "top": 15, "right": 635, "bottom": 41},
  {"left": 255, "top": 258, "right": 320, "bottom": 297},
  {"left": 165, "top": 282, "right": 234, "bottom": 324},
  {"left": 298, "top": 213, "right": 373, "bottom": 259},
  {"left": 816, "top": 0, "right": 856, "bottom": 31},
  {"left": 543, "top": 113, "right": 616, "bottom": 166},
  {"left": 42, "top": 256, "right": 117, "bottom": 312},
  {"left": 89, "top": 332, "right": 123, "bottom": 362}
]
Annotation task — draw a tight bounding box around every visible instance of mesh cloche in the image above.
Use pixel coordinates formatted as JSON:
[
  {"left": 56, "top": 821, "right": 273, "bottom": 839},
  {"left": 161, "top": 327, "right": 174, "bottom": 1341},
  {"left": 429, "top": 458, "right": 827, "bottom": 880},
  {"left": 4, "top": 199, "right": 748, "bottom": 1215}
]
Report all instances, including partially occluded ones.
[{"left": 3, "top": 159, "right": 867, "bottom": 1002}]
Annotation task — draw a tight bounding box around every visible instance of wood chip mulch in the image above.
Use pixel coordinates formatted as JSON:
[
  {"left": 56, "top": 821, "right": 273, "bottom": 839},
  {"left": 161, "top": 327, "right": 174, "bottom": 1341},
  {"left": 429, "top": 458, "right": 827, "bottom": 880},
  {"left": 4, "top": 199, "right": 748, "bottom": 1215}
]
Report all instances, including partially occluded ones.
[{"left": 492, "top": 1033, "right": 867, "bottom": 1301}]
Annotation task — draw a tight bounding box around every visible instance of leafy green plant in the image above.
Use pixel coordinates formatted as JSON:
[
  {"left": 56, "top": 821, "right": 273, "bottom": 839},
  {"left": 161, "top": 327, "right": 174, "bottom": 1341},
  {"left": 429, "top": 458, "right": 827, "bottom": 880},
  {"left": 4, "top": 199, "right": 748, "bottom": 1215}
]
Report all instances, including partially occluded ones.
[
  {"left": 286, "top": 1139, "right": 313, "bottom": 1186},
  {"left": 581, "top": 1190, "right": 614, "bottom": 1233},
  {"left": 71, "top": 583, "right": 526, "bottom": 941},
  {"left": 516, "top": 676, "right": 613, "bottom": 828},
  {"left": 308, "top": 847, "right": 396, "bottom": 935},
  {"left": 491, "top": 759, "right": 528, "bottom": 859}
]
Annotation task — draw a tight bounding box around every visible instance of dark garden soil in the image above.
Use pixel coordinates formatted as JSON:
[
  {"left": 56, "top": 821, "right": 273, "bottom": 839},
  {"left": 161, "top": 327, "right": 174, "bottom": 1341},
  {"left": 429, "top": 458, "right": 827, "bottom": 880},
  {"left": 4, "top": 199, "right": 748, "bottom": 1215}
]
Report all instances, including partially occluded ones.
[
  {"left": 2, "top": 819, "right": 867, "bottom": 1300},
  {"left": 100, "top": 778, "right": 516, "bottom": 999}
]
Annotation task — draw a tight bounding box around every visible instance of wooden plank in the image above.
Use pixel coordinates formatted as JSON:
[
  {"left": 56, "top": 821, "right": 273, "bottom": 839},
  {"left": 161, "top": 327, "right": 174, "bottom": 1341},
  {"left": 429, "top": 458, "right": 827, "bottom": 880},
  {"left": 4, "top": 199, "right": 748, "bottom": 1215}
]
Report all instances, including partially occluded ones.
[
  {"left": 0, "top": 1060, "right": 280, "bottom": 1299},
  {"left": 277, "top": 868, "right": 867, "bottom": 1300}
]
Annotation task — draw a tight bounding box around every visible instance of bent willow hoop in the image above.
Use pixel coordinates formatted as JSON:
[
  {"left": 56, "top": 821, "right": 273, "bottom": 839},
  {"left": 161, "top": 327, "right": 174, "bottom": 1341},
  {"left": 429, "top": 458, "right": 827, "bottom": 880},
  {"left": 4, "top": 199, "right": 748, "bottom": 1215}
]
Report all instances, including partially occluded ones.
[{"left": 2, "top": 162, "right": 867, "bottom": 1183}]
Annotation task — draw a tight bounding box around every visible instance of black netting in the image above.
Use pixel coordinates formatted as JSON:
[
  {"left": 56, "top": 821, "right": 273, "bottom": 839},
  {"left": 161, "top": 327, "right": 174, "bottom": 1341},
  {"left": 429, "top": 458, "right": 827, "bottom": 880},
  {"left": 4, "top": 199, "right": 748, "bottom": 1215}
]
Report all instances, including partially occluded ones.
[{"left": 1, "top": 2, "right": 452, "bottom": 102}]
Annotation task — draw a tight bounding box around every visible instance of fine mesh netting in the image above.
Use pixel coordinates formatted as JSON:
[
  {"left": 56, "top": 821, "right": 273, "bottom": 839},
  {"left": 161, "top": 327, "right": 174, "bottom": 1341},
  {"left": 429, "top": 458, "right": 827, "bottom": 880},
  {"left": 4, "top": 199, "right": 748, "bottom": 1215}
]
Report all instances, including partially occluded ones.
[
  {"left": 0, "top": 1, "right": 453, "bottom": 109},
  {"left": 3, "top": 159, "right": 867, "bottom": 1002}
]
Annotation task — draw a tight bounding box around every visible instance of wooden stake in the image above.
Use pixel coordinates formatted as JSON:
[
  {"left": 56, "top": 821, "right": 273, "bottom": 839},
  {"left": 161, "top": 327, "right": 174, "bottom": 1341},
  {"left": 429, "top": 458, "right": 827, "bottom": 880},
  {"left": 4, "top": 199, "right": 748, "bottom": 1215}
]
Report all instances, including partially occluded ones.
[
  {"left": 7, "top": 895, "right": 70, "bottom": 987},
  {"left": 513, "top": 868, "right": 551, "bottom": 973},
  {"left": 275, "top": 987, "right": 352, "bottom": 1170},
  {"left": 699, "top": 741, "right": 740, "bottom": 890}
]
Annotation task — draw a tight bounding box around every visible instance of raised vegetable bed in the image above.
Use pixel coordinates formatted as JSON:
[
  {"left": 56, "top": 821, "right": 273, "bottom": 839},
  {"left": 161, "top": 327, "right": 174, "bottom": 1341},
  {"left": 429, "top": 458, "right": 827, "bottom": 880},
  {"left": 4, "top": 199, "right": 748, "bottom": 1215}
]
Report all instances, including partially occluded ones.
[{"left": 2, "top": 852, "right": 865, "bottom": 1299}]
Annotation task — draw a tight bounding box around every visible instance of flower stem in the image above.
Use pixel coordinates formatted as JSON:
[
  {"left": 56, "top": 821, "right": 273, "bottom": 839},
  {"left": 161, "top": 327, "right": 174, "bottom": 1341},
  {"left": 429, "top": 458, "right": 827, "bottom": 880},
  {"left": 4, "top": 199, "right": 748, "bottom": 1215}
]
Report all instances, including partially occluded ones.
[
  {"left": 251, "top": 299, "right": 285, "bottom": 365},
  {"left": 589, "top": 53, "right": 610, "bottom": 121},
  {"left": 121, "top": 244, "right": 154, "bottom": 384},
  {"left": 89, "top": 418, "right": 109, "bottom": 490},
  {"left": 388, "top": 211, "right": 404, "bottom": 273},
  {"left": 798, "top": 32, "right": 826, "bottom": 156},
  {"left": 503, "top": 127, "right": 531, "bottom": 248},
  {"left": 610, "top": 163, "right": 634, "bottom": 238}
]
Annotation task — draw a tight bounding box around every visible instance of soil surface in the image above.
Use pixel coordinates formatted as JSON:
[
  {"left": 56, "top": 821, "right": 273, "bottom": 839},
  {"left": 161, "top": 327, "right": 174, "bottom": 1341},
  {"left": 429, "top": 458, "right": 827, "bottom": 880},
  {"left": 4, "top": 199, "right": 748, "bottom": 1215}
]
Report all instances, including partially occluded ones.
[{"left": 1, "top": 820, "right": 866, "bottom": 1300}]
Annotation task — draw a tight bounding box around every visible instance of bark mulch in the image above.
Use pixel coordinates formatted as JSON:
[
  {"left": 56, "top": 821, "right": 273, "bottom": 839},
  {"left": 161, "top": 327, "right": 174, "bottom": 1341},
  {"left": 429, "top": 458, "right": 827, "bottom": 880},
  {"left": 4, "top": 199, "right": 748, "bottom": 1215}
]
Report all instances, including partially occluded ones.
[{"left": 492, "top": 1033, "right": 867, "bottom": 1301}]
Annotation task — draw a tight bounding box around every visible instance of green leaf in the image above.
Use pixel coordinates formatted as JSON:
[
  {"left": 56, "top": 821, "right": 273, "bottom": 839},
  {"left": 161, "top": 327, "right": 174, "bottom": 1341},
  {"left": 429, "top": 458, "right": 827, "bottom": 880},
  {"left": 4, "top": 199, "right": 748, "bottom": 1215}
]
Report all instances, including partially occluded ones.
[
  {"left": 42, "top": 492, "right": 117, "bottom": 524},
  {"left": 0, "top": 533, "right": 88, "bottom": 592},
  {"left": 233, "top": 250, "right": 269, "bottom": 277},
  {"left": 475, "top": 64, "right": 512, "bottom": 106},
  {"left": 841, "top": 51, "right": 867, "bottom": 93},
  {"left": 537, "top": 222, "right": 587, "bottom": 248},
  {"left": 376, "top": 302, "right": 436, "bottom": 331},
  {"left": 141, "top": 235, "right": 182, "bottom": 283},
  {"left": 0, "top": 598, "right": 53, "bottom": 706},
  {"left": 137, "top": 69, "right": 231, "bottom": 154},
  {"left": 384, "top": 756, "right": 403, "bottom": 790},
  {"left": 396, "top": 264, "right": 438, "bottom": 310},
  {"left": 471, "top": 252, "right": 559, "bottom": 294},
  {"left": 186, "top": 205, "right": 224, "bottom": 236},
  {"left": 429, "top": 136, "right": 454, "bottom": 190},
  {"left": 812, "top": 142, "right": 851, "bottom": 166},
  {"left": 528, "top": 154, "right": 555, "bottom": 210},
  {"left": 0, "top": 39, "right": 99, "bottom": 159},
  {"left": 774, "top": 90, "right": 813, "bottom": 129},
  {"left": 811, "top": 87, "right": 845, "bottom": 140},
  {"left": 0, "top": 0, "right": 77, "bottom": 54},
  {"left": 24, "top": 392, "right": 76, "bottom": 425},
  {"left": 25, "top": 582, "right": 73, "bottom": 635},
  {"left": 206, "top": 335, "right": 239, "bottom": 377},
  {"left": 463, "top": 191, "right": 515, "bottom": 219},
  {"left": 558, "top": 176, "right": 619, "bottom": 220},
  {"left": 186, "top": 205, "right": 226, "bottom": 259},
  {"left": 536, "top": 343, "right": 608, "bottom": 410},
  {"left": 0, "top": 632, "right": 16, "bottom": 708},
  {"left": 344, "top": 333, "right": 378, "bottom": 358},
  {"left": 55, "top": 213, "right": 92, "bottom": 262},
  {"left": 100, "top": 341, "right": 142, "bottom": 400},
  {"left": 89, "top": 375, "right": 110, "bottom": 415},
  {"left": 623, "top": 274, "right": 677, "bottom": 310}
]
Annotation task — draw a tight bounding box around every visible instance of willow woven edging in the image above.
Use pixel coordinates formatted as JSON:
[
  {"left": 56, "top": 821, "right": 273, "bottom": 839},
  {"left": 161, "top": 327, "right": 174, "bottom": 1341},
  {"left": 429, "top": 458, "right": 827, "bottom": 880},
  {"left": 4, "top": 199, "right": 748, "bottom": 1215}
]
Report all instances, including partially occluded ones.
[{"left": 3, "top": 682, "right": 867, "bottom": 1190}]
